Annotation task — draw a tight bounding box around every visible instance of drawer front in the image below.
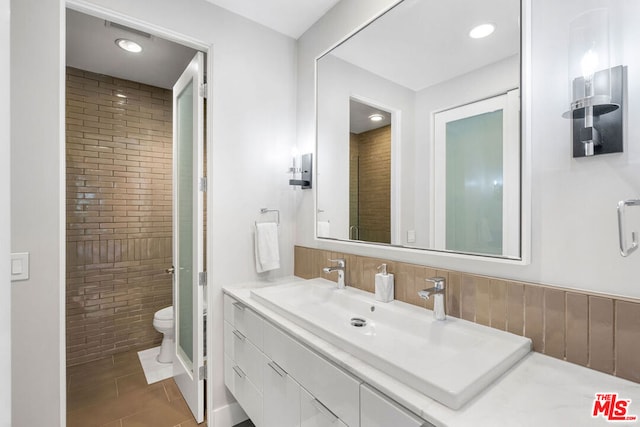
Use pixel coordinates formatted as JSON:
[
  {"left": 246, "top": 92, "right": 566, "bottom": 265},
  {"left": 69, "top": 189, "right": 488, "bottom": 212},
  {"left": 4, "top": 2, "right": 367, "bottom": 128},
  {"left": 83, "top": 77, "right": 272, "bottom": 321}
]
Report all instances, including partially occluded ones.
[
  {"left": 224, "top": 320, "right": 264, "bottom": 392},
  {"left": 223, "top": 321, "right": 234, "bottom": 359},
  {"left": 263, "top": 321, "right": 360, "bottom": 427},
  {"left": 301, "top": 387, "right": 348, "bottom": 427},
  {"left": 224, "top": 353, "right": 236, "bottom": 395},
  {"left": 360, "top": 384, "right": 429, "bottom": 427},
  {"left": 224, "top": 354, "right": 263, "bottom": 427},
  {"left": 263, "top": 359, "right": 301, "bottom": 427},
  {"left": 224, "top": 295, "right": 264, "bottom": 350}
]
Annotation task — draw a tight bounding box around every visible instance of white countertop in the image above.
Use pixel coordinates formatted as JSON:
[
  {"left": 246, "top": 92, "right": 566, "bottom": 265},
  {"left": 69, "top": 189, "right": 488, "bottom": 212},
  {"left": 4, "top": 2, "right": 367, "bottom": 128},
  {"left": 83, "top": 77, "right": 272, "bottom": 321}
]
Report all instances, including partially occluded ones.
[{"left": 223, "top": 277, "right": 640, "bottom": 427}]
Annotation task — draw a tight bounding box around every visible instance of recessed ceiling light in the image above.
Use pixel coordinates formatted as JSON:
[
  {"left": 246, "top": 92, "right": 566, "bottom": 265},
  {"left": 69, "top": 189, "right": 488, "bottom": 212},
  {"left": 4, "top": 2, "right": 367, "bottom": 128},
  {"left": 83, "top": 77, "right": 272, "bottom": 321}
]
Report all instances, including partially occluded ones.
[
  {"left": 115, "top": 38, "right": 142, "bottom": 53},
  {"left": 369, "top": 114, "right": 384, "bottom": 122},
  {"left": 469, "top": 23, "right": 495, "bottom": 39}
]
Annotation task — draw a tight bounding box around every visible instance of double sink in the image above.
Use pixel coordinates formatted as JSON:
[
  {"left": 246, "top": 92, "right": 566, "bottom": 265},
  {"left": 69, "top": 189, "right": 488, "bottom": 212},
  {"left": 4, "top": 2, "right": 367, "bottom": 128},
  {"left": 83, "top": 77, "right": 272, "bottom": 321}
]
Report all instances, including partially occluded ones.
[{"left": 250, "top": 278, "right": 531, "bottom": 410}]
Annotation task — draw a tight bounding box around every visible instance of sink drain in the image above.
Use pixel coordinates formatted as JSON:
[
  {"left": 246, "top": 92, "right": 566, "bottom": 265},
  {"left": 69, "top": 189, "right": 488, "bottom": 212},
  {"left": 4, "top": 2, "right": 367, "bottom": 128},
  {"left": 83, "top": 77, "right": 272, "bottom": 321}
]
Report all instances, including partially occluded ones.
[{"left": 350, "top": 317, "right": 367, "bottom": 327}]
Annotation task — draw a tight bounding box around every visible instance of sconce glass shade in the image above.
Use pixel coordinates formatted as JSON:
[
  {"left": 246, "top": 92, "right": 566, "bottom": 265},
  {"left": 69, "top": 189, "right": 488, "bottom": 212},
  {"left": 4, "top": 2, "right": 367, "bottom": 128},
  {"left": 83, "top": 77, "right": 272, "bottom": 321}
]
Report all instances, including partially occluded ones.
[
  {"left": 567, "top": 8, "right": 617, "bottom": 116},
  {"left": 565, "top": 7, "right": 624, "bottom": 158}
]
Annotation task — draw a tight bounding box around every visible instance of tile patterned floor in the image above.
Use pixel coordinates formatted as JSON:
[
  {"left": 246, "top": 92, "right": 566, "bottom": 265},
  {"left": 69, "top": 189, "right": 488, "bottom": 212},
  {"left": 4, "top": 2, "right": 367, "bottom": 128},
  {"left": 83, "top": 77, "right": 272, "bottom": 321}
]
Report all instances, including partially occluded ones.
[{"left": 67, "top": 349, "right": 204, "bottom": 427}]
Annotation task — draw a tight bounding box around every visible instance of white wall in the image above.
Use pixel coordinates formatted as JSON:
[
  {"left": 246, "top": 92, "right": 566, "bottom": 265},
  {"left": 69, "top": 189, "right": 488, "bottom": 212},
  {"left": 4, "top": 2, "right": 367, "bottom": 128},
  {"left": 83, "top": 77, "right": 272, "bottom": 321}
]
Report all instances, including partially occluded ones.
[
  {"left": 1, "top": 0, "right": 11, "bottom": 425},
  {"left": 412, "top": 55, "right": 519, "bottom": 248},
  {"left": 11, "top": 0, "right": 297, "bottom": 425},
  {"left": 11, "top": 0, "right": 65, "bottom": 425},
  {"left": 316, "top": 54, "right": 414, "bottom": 240},
  {"left": 295, "top": 0, "right": 403, "bottom": 242},
  {"left": 297, "top": 0, "right": 640, "bottom": 300}
]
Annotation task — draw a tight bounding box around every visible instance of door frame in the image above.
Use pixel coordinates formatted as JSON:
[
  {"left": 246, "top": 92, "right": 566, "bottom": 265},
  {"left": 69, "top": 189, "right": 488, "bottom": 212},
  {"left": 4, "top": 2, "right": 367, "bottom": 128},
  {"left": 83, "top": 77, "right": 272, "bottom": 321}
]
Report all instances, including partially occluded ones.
[
  {"left": 431, "top": 89, "right": 520, "bottom": 257},
  {"left": 348, "top": 94, "right": 402, "bottom": 246},
  {"left": 63, "top": 1, "right": 214, "bottom": 424}
]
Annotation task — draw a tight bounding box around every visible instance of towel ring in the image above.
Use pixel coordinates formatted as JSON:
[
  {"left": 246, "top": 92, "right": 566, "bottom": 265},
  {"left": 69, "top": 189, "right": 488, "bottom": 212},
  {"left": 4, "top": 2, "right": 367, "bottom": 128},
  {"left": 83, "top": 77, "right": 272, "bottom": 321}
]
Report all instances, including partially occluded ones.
[{"left": 256, "top": 208, "right": 280, "bottom": 226}]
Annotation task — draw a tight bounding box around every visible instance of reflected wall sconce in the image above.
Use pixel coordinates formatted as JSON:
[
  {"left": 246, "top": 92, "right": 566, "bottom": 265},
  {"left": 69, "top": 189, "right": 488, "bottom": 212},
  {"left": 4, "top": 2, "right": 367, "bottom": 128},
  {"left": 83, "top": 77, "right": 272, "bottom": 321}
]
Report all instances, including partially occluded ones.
[
  {"left": 288, "top": 152, "right": 312, "bottom": 189},
  {"left": 563, "top": 8, "right": 625, "bottom": 158}
]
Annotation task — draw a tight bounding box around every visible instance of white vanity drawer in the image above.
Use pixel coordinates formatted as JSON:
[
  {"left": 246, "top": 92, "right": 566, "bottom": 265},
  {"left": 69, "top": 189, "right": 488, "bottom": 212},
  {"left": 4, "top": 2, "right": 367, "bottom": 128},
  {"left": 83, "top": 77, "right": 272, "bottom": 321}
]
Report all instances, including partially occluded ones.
[
  {"left": 225, "top": 354, "right": 263, "bottom": 427},
  {"left": 263, "top": 321, "right": 360, "bottom": 427},
  {"left": 263, "top": 358, "right": 302, "bottom": 427},
  {"left": 301, "top": 387, "right": 348, "bottom": 427},
  {"left": 224, "top": 320, "right": 264, "bottom": 392},
  {"left": 224, "top": 294, "right": 264, "bottom": 349},
  {"left": 360, "top": 384, "right": 430, "bottom": 427}
]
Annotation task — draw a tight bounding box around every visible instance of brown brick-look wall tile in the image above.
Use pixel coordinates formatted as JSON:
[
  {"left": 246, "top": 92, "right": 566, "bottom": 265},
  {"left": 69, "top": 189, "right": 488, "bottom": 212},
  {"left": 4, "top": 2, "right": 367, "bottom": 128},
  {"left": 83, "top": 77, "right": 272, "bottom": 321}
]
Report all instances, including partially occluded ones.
[
  {"left": 66, "top": 67, "right": 173, "bottom": 367},
  {"left": 589, "top": 296, "right": 614, "bottom": 375},
  {"left": 524, "top": 285, "right": 544, "bottom": 352},
  {"left": 506, "top": 282, "right": 525, "bottom": 336},
  {"left": 350, "top": 126, "right": 391, "bottom": 244},
  {"left": 615, "top": 301, "right": 640, "bottom": 383},
  {"left": 294, "top": 246, "right": 640, "bottom": 384},
  {"left": 489, "top": 279, "right": 507, "bottom": 331},
  {"left": 543, "top": 289, "right": 566, "bottom": 359},
  {"left": 565, "top": 293, "right": 588, "bottom": 366}
]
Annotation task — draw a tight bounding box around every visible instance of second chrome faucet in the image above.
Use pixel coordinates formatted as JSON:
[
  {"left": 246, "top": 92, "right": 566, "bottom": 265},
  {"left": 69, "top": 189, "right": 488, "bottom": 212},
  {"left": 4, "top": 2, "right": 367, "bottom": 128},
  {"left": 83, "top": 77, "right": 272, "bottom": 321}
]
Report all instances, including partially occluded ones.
[
  {"left": 323, "top": 258, "right": 346, "bottom": 289},
  {"left": 418, "top": 276, "right": 446, "bottom": 321}
]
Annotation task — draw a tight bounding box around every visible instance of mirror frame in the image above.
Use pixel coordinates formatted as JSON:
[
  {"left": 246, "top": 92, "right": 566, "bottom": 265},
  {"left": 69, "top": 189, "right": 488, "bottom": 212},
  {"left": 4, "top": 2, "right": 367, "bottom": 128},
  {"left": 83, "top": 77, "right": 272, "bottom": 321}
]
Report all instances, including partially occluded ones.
[{"left": 314, "top": 0, "right": 531, "bottom": 265}]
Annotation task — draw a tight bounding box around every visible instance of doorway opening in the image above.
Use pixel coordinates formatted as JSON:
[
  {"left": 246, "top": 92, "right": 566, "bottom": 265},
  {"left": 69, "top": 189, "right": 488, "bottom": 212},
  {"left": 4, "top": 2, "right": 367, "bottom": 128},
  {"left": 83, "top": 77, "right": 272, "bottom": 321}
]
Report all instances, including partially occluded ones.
[
  {"left": 65, "top": 7, "right": 208, "bottom": 425},
  {"left": 348, "top": 98, "right": 392, "bottom": 244}
]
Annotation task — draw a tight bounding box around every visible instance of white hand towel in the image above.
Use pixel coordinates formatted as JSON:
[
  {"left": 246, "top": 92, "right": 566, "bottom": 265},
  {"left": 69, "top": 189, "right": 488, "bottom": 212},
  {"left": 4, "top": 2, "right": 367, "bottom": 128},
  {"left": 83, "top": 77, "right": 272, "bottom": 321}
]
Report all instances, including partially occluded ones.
[
  {"left": 317, "top": 221, "right": 331, "bottom": 237},
  {"left": 255, "top": 222, "right": 280, "bottom": 273}
]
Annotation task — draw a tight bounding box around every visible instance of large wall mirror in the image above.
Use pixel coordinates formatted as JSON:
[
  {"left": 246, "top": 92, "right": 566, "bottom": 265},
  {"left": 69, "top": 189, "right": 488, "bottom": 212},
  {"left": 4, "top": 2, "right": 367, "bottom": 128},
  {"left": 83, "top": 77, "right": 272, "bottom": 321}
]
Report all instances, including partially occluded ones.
[{"left": 316, "top": 0, "right": 527, "bottom": 260}]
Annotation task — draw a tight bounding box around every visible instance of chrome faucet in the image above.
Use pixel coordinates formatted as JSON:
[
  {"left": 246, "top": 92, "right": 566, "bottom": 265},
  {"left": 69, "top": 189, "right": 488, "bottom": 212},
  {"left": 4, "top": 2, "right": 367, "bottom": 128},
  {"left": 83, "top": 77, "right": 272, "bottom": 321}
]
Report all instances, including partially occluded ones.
[
  {"left": 323, "top": 258, "right": 346, "bottom": 289},
  {"left": 418, "top": 276, "right": 446, "bottom": 320}
]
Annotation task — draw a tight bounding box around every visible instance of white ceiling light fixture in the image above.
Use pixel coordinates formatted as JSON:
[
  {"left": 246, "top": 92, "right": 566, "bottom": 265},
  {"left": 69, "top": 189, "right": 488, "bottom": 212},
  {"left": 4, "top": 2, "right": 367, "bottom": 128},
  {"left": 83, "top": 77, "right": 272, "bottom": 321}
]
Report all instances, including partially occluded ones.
[
  {"left": 369, "top": 113, "right": 384, "bottom": 122},
  {"left": 115, "top": 38, "right": 142, "bottom": 53},
  {"left": 469, "top": 23, "right": 496, "bottom": 39}
]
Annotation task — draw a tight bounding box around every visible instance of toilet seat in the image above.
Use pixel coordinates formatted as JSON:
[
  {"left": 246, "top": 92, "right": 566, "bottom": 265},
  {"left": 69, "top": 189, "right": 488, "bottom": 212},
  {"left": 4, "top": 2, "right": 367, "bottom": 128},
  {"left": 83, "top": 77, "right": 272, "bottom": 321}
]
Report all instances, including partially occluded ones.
[{"left": 154, "top": 306, "right": 173, "bottom": 321}]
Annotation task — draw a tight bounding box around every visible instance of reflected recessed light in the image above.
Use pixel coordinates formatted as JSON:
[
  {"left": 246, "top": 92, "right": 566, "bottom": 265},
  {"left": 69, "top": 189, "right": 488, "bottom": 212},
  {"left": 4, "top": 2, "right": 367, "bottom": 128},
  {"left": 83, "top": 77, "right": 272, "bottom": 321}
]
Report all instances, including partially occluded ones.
[
  {"left": 469, "top": 23, "right": 495, "bottom": 39},
  {"left": 369, "top": 114, "right": 384, "bottom": 122},
  {"left": 115, "top": 38, "right": 142, "bottom": 53}
]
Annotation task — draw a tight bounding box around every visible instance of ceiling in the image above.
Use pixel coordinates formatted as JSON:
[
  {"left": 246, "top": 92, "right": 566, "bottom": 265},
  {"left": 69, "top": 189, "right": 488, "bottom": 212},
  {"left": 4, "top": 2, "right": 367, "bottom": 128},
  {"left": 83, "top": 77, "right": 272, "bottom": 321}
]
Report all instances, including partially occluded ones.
[
  {"left": 204, "top": 0, "right": 342, "bottom": 39},
  {"left": 330, "top": 0, "right": 520, "bottom": 91},
  {"left": 350, "top": 99, "right": 391, "bottom": 134},
  {"left": 66, "top": 1, "right": 341, "bottom": 89},
  {"left": 66, "top": 9, "right": 197, "bottom": 89}
]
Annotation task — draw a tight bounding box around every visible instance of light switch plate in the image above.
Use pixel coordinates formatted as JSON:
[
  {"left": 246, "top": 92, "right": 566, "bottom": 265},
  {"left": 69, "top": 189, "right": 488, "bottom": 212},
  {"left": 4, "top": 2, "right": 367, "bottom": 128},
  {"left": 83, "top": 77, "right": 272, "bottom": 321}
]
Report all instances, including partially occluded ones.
[{"left": 11, "top": 252, "right": 29, "bottom": 281}]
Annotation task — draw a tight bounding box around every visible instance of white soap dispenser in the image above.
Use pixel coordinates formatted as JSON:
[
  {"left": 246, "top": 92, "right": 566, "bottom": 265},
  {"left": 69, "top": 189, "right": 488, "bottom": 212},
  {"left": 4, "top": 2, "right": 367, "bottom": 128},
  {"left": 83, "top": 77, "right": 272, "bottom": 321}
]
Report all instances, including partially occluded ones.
[{"left": 374, "top": 263, "right": 394, "bottom": 303}]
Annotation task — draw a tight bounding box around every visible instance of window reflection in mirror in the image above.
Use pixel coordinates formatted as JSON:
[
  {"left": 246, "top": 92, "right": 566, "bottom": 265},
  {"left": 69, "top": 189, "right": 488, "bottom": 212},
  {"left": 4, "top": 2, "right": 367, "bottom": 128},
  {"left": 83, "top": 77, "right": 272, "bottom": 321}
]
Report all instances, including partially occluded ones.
[{"left": 316, "top": 0, "right": 523, "bottom": 259}]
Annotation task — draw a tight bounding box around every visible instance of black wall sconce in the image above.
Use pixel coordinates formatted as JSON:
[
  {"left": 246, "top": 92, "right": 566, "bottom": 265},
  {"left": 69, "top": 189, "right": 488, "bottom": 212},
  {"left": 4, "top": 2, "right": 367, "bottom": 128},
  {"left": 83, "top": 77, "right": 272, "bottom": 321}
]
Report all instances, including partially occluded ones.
[
  {"left": 563, "top": 9, "right": 625, "bottom": 158},
  {"left": 289, "top": 152, "right": 312, "bottom": 189}
]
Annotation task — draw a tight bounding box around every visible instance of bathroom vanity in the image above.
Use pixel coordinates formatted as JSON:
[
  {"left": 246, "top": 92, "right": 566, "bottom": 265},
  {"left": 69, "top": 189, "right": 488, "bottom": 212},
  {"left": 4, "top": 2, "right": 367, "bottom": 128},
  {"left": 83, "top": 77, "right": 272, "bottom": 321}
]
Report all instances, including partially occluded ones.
[{"left": 223, "top": 278, "right": 640, "bottom": 426}]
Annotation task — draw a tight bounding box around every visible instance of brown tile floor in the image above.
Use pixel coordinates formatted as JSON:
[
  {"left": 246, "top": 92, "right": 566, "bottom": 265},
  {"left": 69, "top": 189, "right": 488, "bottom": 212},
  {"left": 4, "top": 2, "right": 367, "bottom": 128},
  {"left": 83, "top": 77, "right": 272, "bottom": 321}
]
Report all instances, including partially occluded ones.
[{"left": 67, "top": 349, "right": 205, "bottom": 427}]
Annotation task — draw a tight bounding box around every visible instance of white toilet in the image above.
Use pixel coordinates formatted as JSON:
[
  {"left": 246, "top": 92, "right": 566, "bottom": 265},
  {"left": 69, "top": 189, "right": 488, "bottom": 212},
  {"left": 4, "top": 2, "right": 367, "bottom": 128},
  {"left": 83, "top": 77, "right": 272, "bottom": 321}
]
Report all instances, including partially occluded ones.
[{"left": 153, "top": 306, "right": 174, "bottom": 364}]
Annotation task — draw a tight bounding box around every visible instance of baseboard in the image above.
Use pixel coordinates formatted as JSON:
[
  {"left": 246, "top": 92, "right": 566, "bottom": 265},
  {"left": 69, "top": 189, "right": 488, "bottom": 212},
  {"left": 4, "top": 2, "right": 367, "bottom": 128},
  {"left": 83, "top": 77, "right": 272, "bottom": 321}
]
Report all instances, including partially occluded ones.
[{"left": 212, "top": 401, "right": 248, "bottom": 427}]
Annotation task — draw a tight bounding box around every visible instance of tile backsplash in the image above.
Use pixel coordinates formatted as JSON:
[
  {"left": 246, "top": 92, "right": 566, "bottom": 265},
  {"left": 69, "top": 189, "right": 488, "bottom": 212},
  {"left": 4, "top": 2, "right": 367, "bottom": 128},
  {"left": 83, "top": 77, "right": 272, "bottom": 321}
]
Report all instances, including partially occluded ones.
[{"left": 294, "top": 246, "right": 640, "bottom": 384}]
